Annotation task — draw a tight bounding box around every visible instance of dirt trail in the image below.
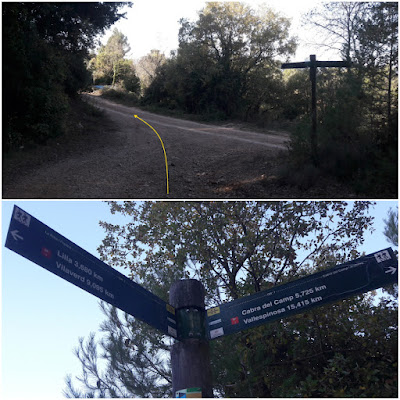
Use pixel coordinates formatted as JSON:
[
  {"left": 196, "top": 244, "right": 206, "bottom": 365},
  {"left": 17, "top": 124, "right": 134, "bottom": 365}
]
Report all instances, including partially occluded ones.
[{"left": 4, "top": 94, "right": 294, "bottom": 199}]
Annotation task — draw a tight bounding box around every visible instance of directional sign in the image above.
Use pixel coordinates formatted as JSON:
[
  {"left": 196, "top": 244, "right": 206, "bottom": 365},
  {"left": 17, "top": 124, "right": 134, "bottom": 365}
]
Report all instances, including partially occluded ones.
[
  {"left": 281, "top": 60, "right": 349, "bottom": 69},
  {"left": 206, "top": 249, "right": 398, "bottom": 340},
  {"left": 281, "top": 55, "right": 351, "bottom": 165},
  {"left": 5, "top": 206, "right": 177, "bottom": 338}
]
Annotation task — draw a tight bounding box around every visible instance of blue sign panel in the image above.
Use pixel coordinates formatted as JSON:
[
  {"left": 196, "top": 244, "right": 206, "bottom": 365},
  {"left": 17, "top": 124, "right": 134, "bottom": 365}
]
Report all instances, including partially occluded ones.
[
  {"left": 5, "top": 206, "right": 177, "bottom": 339},
  {"left": 206, "top": 249, "right": 397, "bottom": 340}
]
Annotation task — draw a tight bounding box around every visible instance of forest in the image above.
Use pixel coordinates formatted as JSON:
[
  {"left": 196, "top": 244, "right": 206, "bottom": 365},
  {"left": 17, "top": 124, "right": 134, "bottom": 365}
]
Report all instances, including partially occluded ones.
[
  {"left": 3, "top": 2, "right": 128, "bottom": 153},
  {"left": 3, "top": 2, "right": 398, "bottom": 195}
]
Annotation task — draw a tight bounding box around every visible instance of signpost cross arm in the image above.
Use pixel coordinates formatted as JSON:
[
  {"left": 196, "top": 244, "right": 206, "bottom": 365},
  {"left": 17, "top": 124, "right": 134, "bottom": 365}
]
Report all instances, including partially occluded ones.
[{"left": 281, "top": 54, "right": 351, "bottom": 165}]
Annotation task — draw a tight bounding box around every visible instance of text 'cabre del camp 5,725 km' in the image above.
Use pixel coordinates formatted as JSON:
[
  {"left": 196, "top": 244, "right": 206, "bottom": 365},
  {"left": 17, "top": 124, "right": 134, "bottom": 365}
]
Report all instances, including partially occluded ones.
[{"left": 206, "top": 248, "right": 397, "bottom": 339}]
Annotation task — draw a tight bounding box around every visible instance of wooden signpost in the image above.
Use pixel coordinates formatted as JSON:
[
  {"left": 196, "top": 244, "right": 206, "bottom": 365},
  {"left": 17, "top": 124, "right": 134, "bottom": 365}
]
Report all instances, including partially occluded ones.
[
  {"left": 5, "top": 206, "right": 397, "bottom": 397},
  {"left": 281, "top": 55, "right": 350, "bottom": 164}
]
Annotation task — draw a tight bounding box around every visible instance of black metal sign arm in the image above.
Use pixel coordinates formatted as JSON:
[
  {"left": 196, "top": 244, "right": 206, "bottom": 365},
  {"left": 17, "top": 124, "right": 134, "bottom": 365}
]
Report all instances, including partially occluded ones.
[
  {"left": 281, "top": 61, "right": 311, "bottom": 69},
  {"left": 206, "top": 249, "right": 397, "bottom": 340},
  {"left": 5, "top": 205, "right": 178, "bottom": 338}
]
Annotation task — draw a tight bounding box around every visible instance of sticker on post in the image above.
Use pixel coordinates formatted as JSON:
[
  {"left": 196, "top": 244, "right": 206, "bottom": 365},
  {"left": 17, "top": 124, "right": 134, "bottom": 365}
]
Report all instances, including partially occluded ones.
[
  {"left": 167, "top": 304, "right": 175, "bottom": 315},
  {"left": 176, "top": 387, "right": 202, "bottom": 398},
  {"left": 168, "top": 326, "right": 177, "bottom": 338},
  {"left": 374, "top": 250, "right": 391, "bottom": 263},
  {"left": 207, "top": 306, "right": 220, "bottom": 317},
  {"left": 210, "top": 327, "right": 224, "bottom": 339}
]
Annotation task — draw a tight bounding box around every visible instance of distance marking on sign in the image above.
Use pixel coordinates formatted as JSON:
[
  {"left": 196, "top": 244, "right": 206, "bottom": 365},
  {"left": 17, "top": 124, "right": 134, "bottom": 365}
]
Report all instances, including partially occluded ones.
[
  {"left": 206, "top": 249, "right": 397, "bottom": 339},
  {"left": 5, "top": 206, "right": 177, "bottom": 338}
]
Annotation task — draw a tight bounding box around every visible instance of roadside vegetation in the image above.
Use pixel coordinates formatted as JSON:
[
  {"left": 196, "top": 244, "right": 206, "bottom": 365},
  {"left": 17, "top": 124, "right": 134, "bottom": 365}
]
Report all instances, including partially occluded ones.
[
  {"left": 3, "top": 2, "right": 129, "bottom": 153},
  {"left": 3, "top": 2, "right": 397, "bottom": 196},
  {"left": 92, "top": 2, "right": 398, "bottom": 196},
  {"left": 2, "top": 99, "right": 116, "bottom": 190}
]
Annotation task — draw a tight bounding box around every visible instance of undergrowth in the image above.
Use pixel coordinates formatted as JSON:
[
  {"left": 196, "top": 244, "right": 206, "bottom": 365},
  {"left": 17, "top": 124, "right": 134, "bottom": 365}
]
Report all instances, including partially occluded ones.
[{"left": 278, "top": 121, "right": 397, "bottom": 197}]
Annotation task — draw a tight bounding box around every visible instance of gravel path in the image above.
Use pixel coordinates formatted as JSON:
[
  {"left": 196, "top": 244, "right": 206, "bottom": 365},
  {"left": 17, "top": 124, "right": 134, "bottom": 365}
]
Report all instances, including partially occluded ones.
[{"left": 3, "top": 94, "right": 291, "bottom": 199}]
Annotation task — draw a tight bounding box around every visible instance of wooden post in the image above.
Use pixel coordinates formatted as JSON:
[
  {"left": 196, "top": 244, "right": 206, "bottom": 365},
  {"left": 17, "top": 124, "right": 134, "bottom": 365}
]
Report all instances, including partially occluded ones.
[
  {"left": 310, "top": 55, "right": 318, "bottom": 165},
  {"left": 170, "top": 279, "right": 213, "bottom": 398},
  {"left": 281, "top": 55, "right": 350, "bottom": 165}
]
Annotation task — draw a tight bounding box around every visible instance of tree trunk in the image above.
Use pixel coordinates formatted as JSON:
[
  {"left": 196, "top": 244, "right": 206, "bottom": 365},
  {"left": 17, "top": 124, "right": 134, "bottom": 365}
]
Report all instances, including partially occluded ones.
[
  {"left": 112, "top": 63, "right": 117, "bottom": 86},
  {"left": 388, "top": 50, "right": 392, "bottom": 122},
  {"left": 387, "top": 8, "right": 395, "bottom": 123}
]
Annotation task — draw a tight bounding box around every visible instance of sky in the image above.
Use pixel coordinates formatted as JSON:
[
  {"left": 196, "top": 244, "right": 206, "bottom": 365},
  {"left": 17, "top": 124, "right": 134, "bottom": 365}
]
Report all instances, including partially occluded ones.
[
  {"left": 98, "top": 0, "right": 337, "bottom": 62},
  {"left": 1, "top": 200, "right": 398, "bottom": 399}
]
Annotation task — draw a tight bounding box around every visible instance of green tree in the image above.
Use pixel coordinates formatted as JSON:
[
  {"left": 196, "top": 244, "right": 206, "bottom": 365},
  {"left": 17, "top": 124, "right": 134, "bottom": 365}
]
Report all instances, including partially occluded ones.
[
  {"left": 286, "top": 2, "right": 397, "bottom": 195},
  {"left": 303, "top": 1, "right": 398, "bottom": 136},
  {"left": 3, "top": 2, "right": 128, "bottom": 151},
  {"left": 64, "top": 303, "right": 172, "bottom": 398},
  {"left": 281, "top": 69, "right": 311, "bottom": 120},
  {"left": 90, "top": 28, "right": 140, "bottom": 93},
  {"left": 303, "top": 2, "right": 368, "bottom": 63},
  {"left": 118, "top": 59, "right": 141, "bottom": 93},
  {"left": 356, "top": 2, "right": 398, "bottom": 135},
  {"left": 65, "top": 201, "right": 397, "bottom": 397},
  {"left": 384, "top": 208, "right": 398, "bottom": 247},
  {"left": 93, "top": 28, "right": 131, "bottom": 86},
  {"left": 136, "top": 50, "right": 167, "bottom": 93},
  {"left": 145, "top": 2, "right": 296, "bottom": 118}
]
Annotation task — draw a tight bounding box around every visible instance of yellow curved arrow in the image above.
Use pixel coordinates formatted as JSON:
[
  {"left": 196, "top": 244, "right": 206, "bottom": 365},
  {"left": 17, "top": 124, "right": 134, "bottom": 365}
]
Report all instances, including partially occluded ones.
[{"left": 134, "top": 114, "right": 169, "bottom": 194}]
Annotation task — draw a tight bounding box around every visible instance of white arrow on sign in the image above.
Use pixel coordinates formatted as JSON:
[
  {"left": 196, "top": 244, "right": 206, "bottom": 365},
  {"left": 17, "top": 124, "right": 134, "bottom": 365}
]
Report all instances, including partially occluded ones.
[
  {"left": 11, "top": 230, "right": 23, "bottom": 241},
  {"left": 384, "top": 266, "right": 397, "bottom": 275}
]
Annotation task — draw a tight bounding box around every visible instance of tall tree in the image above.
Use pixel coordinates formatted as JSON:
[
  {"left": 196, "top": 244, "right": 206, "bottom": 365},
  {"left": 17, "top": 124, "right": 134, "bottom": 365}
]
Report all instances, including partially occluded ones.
[
  {"left": 145, "top": 2, "right": 296, "bottom": 117},
  {"left": 136, "top": 50, "right": 166, "bottom": 92},
  {"left": 304, "top": 2, "right": 398, "bottom": 132},
  {"left": 303, "top": 2, "right": 368, "bottom": 63},
  {"left": 3, "top": 2, "right": 129, "bottom": 151},
  {"left": 65, "top": 201, "right": 397, "bottom": 397},
  {"left": 356, "top": 2, "right": 398, "bottom": 126},
  {"left": 291, "top": 2, "right": 398, "bottom": 193},
  {"left": 384, "top": 207, "right": 398, "bottom": 248},
  {"left": 93, "top": 28, "right": 131, "bottom": 86}
]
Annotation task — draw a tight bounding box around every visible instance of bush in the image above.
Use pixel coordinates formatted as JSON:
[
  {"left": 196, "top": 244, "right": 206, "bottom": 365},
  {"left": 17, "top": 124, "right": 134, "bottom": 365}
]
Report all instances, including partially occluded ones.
[
  {"left": 101, "top": 87, "right": 139, "bottom": 107},
  {"left": 122, "top": 73, "right": 140, "bottom": 93},
  {"left": 3, "top": 3, "right": 126, "bottom": 153}
]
